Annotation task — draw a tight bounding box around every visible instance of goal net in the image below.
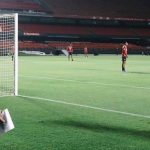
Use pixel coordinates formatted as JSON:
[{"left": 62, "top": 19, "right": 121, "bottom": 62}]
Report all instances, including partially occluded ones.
[{"left": 0, "top": 14, "right": 18, "bottom": 96}]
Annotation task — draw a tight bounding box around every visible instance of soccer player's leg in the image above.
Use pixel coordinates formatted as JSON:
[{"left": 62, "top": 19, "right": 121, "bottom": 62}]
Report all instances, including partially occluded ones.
[
  {"left": 122, "top": 62, "right": 124, "bottom": 71},
  {"left": 122, "top": 57, "right": 126, "bottom": 71},
  {"left": 68, "top": 53, "right": 70, "bottom": 61},
  {"left": 122, "top": 57, "right": 124, "bottom": 71},
  {"left": 122, "top": 59, "right": 127, "bottom": 72},
  {"left": 71, "top": 53, "right": 73, "bottom": 61},
  {"left": 124, "top": 61, "right": 126, "bottom": 72}
]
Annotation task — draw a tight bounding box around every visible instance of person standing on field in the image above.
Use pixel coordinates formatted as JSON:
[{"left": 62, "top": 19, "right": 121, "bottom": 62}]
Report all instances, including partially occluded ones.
[
  {"left": 84, "top": 46, "right": 88, "bottom": 57},
  {"left": 67, "top": 43, "right": 74, "bottom": 61},
  {"left": 121, "top": 42, "right": 128, "bottom": 72}
]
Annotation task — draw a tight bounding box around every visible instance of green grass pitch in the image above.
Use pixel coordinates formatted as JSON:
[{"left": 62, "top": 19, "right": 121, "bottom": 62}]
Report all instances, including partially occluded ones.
[{"left": 0, "top": 55, "right": 150, "bottom": 150}]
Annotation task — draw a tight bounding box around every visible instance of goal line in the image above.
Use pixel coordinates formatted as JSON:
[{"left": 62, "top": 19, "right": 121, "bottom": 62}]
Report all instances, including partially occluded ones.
[{"left": 19, "top": 94, "right": 150, "bottom": 119}]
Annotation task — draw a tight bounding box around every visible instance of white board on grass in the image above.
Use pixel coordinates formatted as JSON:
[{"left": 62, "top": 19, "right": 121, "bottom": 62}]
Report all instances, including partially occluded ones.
[
  {"left": 61, "top": 49, "right": 69, "bottom": 56},
  {"left": 0, "top": 109, "right": 15, "bottom": 135}
]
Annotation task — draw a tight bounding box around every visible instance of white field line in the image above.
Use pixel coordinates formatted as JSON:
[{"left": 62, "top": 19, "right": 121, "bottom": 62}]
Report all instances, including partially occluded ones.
[
  {"left": 0, "top": 94, "right": 14, "bottom": 98},
  {"left": 20, "top": 75, "right": 150, "bottom": 90},
  {"left": 19, "top": 95, "right": 150, "bottom": 119}
]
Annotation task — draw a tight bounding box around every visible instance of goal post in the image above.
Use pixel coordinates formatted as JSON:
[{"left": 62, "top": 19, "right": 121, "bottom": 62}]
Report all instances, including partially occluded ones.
[
  {"left": 0, "top": 13, "right": 18, "bottom": 96},
  {"left": 14, "top": 13, "right": 18, "bottom": 96}
]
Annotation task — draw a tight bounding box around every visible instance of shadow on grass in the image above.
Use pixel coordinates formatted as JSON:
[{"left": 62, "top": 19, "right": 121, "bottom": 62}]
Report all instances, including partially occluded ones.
[
  {"left": 41, "top": 119, "right": 150, "bottom": 139},
  {"left": 128, "top": 71, "right": 150, "bottom": 75}
]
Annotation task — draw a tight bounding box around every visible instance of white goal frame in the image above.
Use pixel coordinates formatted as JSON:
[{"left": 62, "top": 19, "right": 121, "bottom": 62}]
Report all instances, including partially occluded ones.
[
  {"left": 0, "top": 13, "right": 18, "bottom": 96},
  {"left": 14, "top": 13, "right": 18, "bottom": 96}
]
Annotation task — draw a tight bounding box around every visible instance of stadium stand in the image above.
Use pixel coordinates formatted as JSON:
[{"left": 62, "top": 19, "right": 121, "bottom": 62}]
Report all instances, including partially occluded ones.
[
  {"left": 0, "top": 0, "right": 46, "bottom": 13},
  {"left": 132, "top": 28, "right": 150, "bottom": 37},
  {"left": 44, "top": 0, "right": 150, "bottom": 19},
  {"left": 19, "top": 24, "right": 91, "bottom": 35},
  {"left": 19, "top": 23, "right": 150, "bottom": 37},
  {"left": 19, "top": 40, "right": 144, "bottom": 55},
  {"left": 1, "top": 0, "right": 148, "bottom": 54},
  {"left": 19, "top": 41, "right": 53, "bottom": 54}
]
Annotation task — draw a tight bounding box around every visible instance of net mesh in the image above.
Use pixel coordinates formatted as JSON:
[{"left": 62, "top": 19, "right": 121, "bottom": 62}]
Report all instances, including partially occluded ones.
[{"left": 0, "top": 14, "right": 16, "bottom": 96}]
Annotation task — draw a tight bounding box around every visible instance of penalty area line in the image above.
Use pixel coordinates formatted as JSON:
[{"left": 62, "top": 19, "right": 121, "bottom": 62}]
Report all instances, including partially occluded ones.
[
  {"left": 18, "top": 94, "right": 150, "bottom": 119},
  {"left": 20, "top": 75, "right": 150, "bottom": 90}
]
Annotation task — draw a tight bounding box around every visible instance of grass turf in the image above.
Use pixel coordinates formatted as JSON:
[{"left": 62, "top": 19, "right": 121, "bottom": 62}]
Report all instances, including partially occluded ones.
[{"left": 0, "top": 55, "right": 150, "bottom": 150}]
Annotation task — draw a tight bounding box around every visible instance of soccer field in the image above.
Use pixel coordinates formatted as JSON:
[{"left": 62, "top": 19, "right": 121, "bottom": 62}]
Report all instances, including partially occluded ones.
[{"left": 0, "top": 55, "right": 150, "bottom": 150}]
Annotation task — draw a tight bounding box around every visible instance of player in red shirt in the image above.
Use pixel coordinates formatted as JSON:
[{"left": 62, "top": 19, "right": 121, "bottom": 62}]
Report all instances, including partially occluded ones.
[
  {"left": 67, "top": 43, "right": 74, "bottom": 61},
  {"left": 84, "top": 46, "right": 88, "bottom": 57},
  {"left": 121, "top": 42, "right": 128, "bottom": 72}
]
